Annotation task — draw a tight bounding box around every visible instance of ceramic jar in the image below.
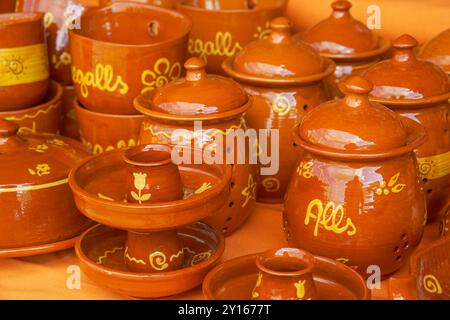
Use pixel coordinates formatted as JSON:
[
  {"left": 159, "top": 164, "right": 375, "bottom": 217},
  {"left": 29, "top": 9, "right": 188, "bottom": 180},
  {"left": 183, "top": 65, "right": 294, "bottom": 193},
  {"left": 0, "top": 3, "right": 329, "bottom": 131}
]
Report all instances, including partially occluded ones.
[
  {"left": 134, "top": 57, "right": 258, "bottom": 235},
  {"left": 0, "top": 119, "right": 92, "bottom": 251},
  {"left": 284, "top": 76, "right": 427, "bottom": 276},
  {"left": 176, "top": 0, "right": 287, "bottom": 75},
  {"left": 295, "top": 0, "right": 390, "bottom": 99},
  {"left": 419, "top": 28, "right": 450, "bottom": 78},
  {"left": 362, "top": 34, "right": 450, "bottom": 222},
  {"left": 69, "top": 2, "right": 191, "bottom": 115},
  {"left": 0, "top": 12, "right": 50, "bottom": 110},
  {"left": 223, "top": 17, "right": 335, "bottom": 203}
]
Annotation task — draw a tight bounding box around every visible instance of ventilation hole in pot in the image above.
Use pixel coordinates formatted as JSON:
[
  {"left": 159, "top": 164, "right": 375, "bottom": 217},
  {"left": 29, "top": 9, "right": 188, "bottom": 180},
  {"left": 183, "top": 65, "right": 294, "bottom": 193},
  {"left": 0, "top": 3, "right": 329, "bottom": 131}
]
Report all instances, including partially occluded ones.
[
  {"left": 230, "top": 181, "right": 235, "bottom": 188},
  {"left": 400, "top": 233, "right": 408, "bottom": 241},
  {"left": 293, "top": 142, "right": 297, "bottom": 147},
  {"left": 223, "top": 227, "right": 229, "bottom": 233},
  {"left": 229, "top": 201, "right": 235, "bottom": 208},
  {"left": 303, "top": 104, "right": 309, "bottom": 111},
  {"left": 422, "top": 178, "right": 428, "bottom": 183},
  {"left": 247, "top": 0, "right": 257, "bottom": 10},
  {"left": 393, "top": 246, "right": 400, "bottom": 254},
  {"left": 427, "top": 189, "right": 433, "bottom": 194},
  {"left": 148, "top": 20, "right": 160, "bottom": 36},
  {"left": 404, "top": 242, "right": 409, "bottom": 249},
  {"left": 226, "top": 217, "right": 232, "bottom": 223},
  {"left": 396, "top": 256, "right": 402, "bottom": 262}
]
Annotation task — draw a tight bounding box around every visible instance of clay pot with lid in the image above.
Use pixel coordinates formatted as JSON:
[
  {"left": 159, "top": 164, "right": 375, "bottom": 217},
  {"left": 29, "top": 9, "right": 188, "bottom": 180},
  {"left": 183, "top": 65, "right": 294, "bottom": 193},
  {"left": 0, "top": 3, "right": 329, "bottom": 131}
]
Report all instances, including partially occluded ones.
[
  {"left": 176, "top": 0, "right": 287, "bottom": 75},
  {"left": 419, "top": 28, "right": 450, "bottom": 78},
  {"left": 362, "top": 34, "right": 450, "bottom": 222},
  {"left": 134, "top": 57, "right": 258, "bottom": 236},
  {"left": 295, "top": 0, "right": 390, "bottom": 99},
  {"left": 0, "top": 119, "right": 92, "bottom": 258},
  {"left": 284, "top": 76, "right": 427, "bottom": 276},
  {"left": 223, "top": 17, "right": 335, "bottom": 203}
]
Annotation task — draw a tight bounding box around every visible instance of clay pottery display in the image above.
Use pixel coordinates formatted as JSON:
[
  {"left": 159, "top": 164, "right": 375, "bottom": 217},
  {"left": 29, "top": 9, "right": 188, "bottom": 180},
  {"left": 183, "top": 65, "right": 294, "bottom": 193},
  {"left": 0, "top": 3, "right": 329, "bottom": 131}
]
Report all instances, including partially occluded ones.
[
  {"left": 203, "top": 248, "right": 370, "bottom": 300},
  {"left": 102, "top": 0, "right": 176, "bottom": 9},
  {"left": 389, "top": 237, "right": 450, "bottom": 300},
  {"left": 283, "top": 76, "right": 427, "bottom": 276},
  {"left": 61, "top": 85, "right": 79, "bottom": 139},
  {"left": 362, "top": 34, "right": 450, "bottom": 222},
  {"left": 134, "top": 57, "right": 258, "bottom": 236},
  {"left": 0, "top": 119, "right": 92, "bottom": 258},
  {"left": 223, "top": 17, "right": 335, "bottom": 203},
  {"left": 0, "top": 0, "right": 15, "bottom": 13},
  {"left": 69, "top": 2, "right": 191, "bottom": 115},
  {"left": 75, "top": 99, "right": 145, "bottom": 155},
  {"left": 69, "top": 146, "right": 231, "bottom": 298},
  {"left": 0, "top": 12, "right": 50, "bottom": 110},
  {"left": 295, "top": 0, "right": 390, "bottom": 99},
  {"left": 419, "top": 28, "right": 450, "bottom": 78},
  {"left": 0, "top": 80, "right": 62, "bottom": 135},
  {"left": 176, "top": 0, "right": 287, "bottom": 74}
]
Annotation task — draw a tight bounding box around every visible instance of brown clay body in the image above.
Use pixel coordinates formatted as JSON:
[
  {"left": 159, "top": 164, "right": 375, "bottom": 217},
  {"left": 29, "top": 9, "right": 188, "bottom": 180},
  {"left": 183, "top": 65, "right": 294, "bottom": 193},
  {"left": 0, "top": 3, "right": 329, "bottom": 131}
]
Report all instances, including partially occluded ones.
[
  {"left": 284, "top": 76, "right": 427, "bottom": 276},
  {"left": 69, "top": 2, "right": 191, "bottom": 115},
  {"left": 102, "top": 0, "right": 176, "bottom": 9},
  {"left": 0, "top": 12, "right": 50, "bottom": 110},
  {"left": 61, "top": 85, "right": 79, "bottom": 139},
  {"left": 176, "top": 0, "right": 287, "bottom": 75},
  {"left": 419, "top": 28, "right": 450, "bottom": 78}
]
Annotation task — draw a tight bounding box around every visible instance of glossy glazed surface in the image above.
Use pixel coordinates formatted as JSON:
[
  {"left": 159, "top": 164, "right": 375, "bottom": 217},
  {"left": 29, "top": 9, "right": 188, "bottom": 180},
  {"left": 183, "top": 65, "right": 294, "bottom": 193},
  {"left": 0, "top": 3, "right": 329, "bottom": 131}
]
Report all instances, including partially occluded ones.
[
  {"left": 102, "top": 0, "right": 176, "bottom": 9},
  {"left": 419, "top": 28, "right": 450, "bottom": 77},
  {"left": 61, "top": 85, "right": 79, "bottom": 139}
]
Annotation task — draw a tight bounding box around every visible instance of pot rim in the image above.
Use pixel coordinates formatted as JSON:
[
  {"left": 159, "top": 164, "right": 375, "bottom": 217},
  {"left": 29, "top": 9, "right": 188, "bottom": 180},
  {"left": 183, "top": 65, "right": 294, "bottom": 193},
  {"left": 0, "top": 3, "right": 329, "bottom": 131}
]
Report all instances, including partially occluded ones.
[
  {"left": 0, "top": 12, "right": 43, "bottom": 27},
  {"left": 255, "top": 248, "right": 315, "bottom": 277},
  {"left": 368, "top": 91, "right": 450, "bottom": 107},
  {"left": 176, "top": 0, "right": 287, "bottom": 14},
  {"left": 74, "top": 98, "right": 146, "bottom": 119}
]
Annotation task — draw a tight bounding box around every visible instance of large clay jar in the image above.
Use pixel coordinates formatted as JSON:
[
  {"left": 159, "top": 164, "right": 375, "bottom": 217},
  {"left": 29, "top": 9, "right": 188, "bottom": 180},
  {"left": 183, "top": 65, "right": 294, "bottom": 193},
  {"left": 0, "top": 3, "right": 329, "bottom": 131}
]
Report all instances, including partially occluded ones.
[
  {"left": 284, "top": 76, "right": 427, "bottom": 277},
  {"left": 362, "top": 34, "right": 450, "bottom": 222},
  {"left": 295, "top": 0, "right": 390, "bottom": 99},
  {"left": 419, "top": 28, "right": 450, "bottom": 78},
  {"left": 0, "top": 12, "right": 50, "bottom": 110},
  {"left": 134, "top": 57, "right": 258, "bottom": 235},
  {"left": 0, "top": 119, "right": 92, "bottom": 252},
  {"left": 69, "top": 2, "right": 191, "bottom": 115},
  {"left": 223, "top": 17, "right": 335, "bottom": 203},
  {"left": 176, "top": 0, "right": 287, "bottom": 75}
]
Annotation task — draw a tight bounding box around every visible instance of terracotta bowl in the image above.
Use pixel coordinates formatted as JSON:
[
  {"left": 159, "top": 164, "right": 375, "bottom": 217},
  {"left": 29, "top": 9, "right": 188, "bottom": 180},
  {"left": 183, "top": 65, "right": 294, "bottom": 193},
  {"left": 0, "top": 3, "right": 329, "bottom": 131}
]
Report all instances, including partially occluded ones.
[
  {"left": 69, "top": 2, "right": 191, "bottom": 115},
  {"left": 0, "top": 12, "right": 50, "bottom": 110},
  {"left": 176, "top": 0, "right": 287, "bottom": 75},
  {"left": 75, "top": 99, "right": 145, "bottom": 155},
  {"left": 0, "top": 80, "right": 62, "bottom": 134},
  {"left": 61, "top": 85, "right": 79, "bottom": 139},
  {"left": 203, "top": 251, "right": 370, "bottom": 300}
]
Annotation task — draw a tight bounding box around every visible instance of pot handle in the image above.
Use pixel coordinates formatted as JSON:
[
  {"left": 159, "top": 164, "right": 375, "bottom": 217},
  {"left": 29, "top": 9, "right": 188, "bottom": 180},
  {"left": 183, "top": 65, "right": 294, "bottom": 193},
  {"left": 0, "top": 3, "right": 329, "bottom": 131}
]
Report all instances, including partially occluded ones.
[{"left": 388, "top": 275, "right": 418, "bottom": 300}]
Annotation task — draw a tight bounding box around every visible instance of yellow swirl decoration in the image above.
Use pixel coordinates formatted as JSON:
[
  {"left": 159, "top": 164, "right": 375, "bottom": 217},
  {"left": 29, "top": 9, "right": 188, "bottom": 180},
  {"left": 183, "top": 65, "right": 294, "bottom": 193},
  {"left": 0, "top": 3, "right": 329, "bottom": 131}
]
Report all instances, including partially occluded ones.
[
  {"left": 417, "top": 151, "right": 450, "bottom": 180},
  {"left": 0, "top": 44, "right": 49, "bottom": 86},
  {"left": 262, "top": 177, "right": 280, "bottom": 193},
  {"left": 149, "top": 251, "right": 169, "bottom": 271},
  {"left": 191, "top": 250, "right": 212, "bottom": 265},
  {"left": 188, "top": 32, "right": 243, "bottom": 61},
  {"left": 423, "top": 275, "right": 442, "bottom": 294},
  {"left": 141, "top": 58, "right": 182, "bottom": 94},
  {"left": 272, "top": 95, "right": 292, "bottom": 116}
]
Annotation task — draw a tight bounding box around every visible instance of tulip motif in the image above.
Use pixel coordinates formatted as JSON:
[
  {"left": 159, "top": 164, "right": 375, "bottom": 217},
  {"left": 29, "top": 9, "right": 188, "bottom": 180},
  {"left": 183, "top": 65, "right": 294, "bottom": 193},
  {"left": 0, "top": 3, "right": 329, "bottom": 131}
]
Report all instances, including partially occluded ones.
[{"left": 131, "top": 172, "right": 152, "bottom": 204}]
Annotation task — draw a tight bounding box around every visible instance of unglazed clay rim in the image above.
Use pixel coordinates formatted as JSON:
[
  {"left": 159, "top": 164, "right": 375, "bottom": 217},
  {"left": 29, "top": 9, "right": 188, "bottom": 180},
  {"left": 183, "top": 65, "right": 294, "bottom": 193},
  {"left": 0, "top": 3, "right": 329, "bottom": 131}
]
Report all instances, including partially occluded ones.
[
  {"left": 368, "top": 91, "right": 450, "bottom": 107},
  {"left": 74, "top": 99, "right": 146, "bottom": 120},
  {"left": 222, "top": 57, "right": 336, "bottom": 86},
  {"left": 123, "top": 144, "right": 173, "bottom": 167},
  {"left": 176, "top": 0, "right": 287, "bottom": 13},
  {"left": 292, "top": 117, "right": 427, "bottom": 161},
  {"left": 70, "top": 2, "right": 192, "bottom": 49},
  {"left": 256, "top": 248, "right": 315, "bottom": 277},
  {"left": 0, "top": 12, "right": 43, "bottom": 26}
]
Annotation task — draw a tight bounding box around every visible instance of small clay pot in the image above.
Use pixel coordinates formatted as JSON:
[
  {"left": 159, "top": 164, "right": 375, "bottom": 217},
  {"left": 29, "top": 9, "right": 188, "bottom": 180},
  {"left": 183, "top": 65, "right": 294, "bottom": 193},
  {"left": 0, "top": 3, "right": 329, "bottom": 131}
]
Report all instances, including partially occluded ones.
[
  {"left": 252, "top": 248, "right": 317, "bottom": 300},
  {"left": 61, "top": 85, "right": 79, "bottom": 139},
  {"left": 0, "top": 80, "right": 62, "bottom": 134},
  {"left": 419, "top": 28, "right": 450, "bottom": 78},
  {"left": 69, "top": 2, "right": 191, "bottom": 115},
  {"left": 176, "top": 0, "right": 287, "bottom": 75},
  {"left": 75, "top": 99, "right": 145, "bottom": 155},
  {"left": 0, "top": 12, "right": 50, "bottom": 110}
]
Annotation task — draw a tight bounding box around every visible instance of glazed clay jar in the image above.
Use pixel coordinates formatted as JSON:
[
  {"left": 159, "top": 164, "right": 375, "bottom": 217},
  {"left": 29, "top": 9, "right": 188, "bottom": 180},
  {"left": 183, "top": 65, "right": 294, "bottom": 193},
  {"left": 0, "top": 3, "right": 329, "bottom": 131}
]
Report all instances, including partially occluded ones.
[
  {"left": 362, "top": 34, "right": 450, "bottom": 222},
  {"left": 176, "top": 0, "right": 287, "bottom": 75},
  {"left": 69, "top": 2, "right": 191, "bottom": 115},
  {"left": 134, "top": 57, "right": 258, "bottom": 235},
  {"left": 0, "top": 12, "right": 50, "bottom": 110},
  {"left": 0, "top": 119, "right": 92, "bottom": 254},
  {"left": 295, "top": 0, "right": 390, "bottom": 99},
  {"left": 223, "top": 17, "right": 335, "bottom": 203},
  {"left": 419, "top": 28, "right": 450, "bottom": 78},
  {"left": 284, "top": 76, "right": 427, "bottom": 276}
]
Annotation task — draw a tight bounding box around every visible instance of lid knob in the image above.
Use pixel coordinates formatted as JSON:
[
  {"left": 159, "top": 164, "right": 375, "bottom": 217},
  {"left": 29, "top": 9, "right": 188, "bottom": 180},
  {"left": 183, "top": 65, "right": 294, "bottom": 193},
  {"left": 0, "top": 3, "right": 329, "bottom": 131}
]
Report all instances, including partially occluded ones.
[
  {"left": 185, "top": 57, "right": 207, "bottom": 82},
  {"left": 0, "top": 119, "right": 19, "bottom": 137},
  {"left": 269, "top": 17, "right": 292, "bottom": 44},
  {"left": 392, "top": 34, "right": 418, "bottom": 64},
  {"left": 342, "top": 75, "right": 373, "bottom": 95},
  {"left": 332, "top": 0, "right": 352, "bottom": 11}
]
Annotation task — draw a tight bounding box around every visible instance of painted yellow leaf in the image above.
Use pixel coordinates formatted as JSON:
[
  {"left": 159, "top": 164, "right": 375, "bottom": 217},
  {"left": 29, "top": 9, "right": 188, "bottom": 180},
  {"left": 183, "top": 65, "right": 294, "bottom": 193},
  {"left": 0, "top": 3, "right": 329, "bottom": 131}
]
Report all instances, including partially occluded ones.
[
  {"left": 388, "top": 173, "right": 400, "bottom": 187},
  {"left": 28, "top": 169, "right": 36, "bottom": 175},
  {"left": 131, "top": 191, "right": 140, "bottom": 201},
  {"left": 141, "top": 193, "right": 151, "bottom": 201},
  {"left": 391, "top": 184, "right": 406, "bottom": 193}
]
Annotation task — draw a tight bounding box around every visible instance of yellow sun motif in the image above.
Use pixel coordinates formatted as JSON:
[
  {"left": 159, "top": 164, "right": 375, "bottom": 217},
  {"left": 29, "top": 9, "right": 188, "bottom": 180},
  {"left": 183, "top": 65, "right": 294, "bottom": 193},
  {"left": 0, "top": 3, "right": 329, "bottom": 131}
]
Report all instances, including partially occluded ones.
[{"left": 241, "top": 174, "right": 257, "bottom": 208}]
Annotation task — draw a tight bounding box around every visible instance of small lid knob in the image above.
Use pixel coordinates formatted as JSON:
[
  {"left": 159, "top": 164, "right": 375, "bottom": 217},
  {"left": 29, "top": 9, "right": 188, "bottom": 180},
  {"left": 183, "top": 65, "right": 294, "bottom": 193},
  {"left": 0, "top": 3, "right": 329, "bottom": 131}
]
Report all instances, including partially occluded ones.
[
  {"left": 0, "top": 119, "right": 19, "bottom": 137},
  {"left": 342, "top": 76, "right": 373, "bottom": 95},
  {"left": 392, "top": 34, "right": 418, "bottom": 64},
  {"left": 393, "top": 34, "right": 418, "bottom": 49},
  {"left": 269, "top": 17, "right": 292, "bottom": 44},
  {"left": 332, "top": 0, "right": 352, "bottom": 11},
  {"left": 185, "top": 57, "right": 207, "bottom": 81}
]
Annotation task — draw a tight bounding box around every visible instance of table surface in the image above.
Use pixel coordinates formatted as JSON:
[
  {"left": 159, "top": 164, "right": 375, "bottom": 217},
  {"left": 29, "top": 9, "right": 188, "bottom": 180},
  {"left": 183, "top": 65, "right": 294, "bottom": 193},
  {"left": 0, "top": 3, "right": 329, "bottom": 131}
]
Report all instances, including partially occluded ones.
[{"left": 0, "top": 203, "right": 441, "bottom": 300}]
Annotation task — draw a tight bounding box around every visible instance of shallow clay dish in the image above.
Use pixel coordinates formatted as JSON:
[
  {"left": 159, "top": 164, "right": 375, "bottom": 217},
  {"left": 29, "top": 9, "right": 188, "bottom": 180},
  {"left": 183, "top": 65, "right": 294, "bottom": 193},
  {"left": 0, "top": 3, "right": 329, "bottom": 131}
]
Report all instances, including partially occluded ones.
[
  {"left": 176, "top": 0, "right": 287, "bottom": 74},
  {"left": 203, "top": 249, "right": 370, "bottom": 300},
  {"left": 419, "top": 28, "right": 450, "bottom": 77},
  {"left": 70, "top": 2, "right": 191, "bottom": 115}
]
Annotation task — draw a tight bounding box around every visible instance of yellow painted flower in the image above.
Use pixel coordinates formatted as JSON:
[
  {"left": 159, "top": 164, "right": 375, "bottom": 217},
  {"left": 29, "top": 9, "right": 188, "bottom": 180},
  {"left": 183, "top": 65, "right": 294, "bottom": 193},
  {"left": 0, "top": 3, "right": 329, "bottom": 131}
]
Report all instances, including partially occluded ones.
[
  {"left": 30, "top": 144, "right": 48, "bottom": 153},
  {"left": 241, "top": 174, "right": 257, "bottom": 208},
  {"left": 297, "top": 161, "right": 314, "bottom": 179},
  {"left": 375, "top": 173, "right": 406, "bottom": 196},
  {"left": 28, "top": 163, "right": 51, "bottom": 177},
  {"left": 294, "top": 280, "right": 306, "bottom": 299},
  {"left": 133, "top": 172, "right": 147, "bottom": 191}
]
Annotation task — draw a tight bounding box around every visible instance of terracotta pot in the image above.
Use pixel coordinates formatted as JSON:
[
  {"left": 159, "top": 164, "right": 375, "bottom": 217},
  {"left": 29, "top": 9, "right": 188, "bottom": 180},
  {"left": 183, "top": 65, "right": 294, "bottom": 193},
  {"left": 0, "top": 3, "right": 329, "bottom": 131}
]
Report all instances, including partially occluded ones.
[
  {"left": 0, "top": 0, "right": 15, "bottom": 13},
  {"left": 284, "top": 76, "right": 427, "bottom": 276},
  {"left": 223, "top": 17, "right": 335, "bottom": 203},
  {"left": 101, "top": 0, "right": 176, "bottom": 9},
  {"left": 61, "top": 85, "right": 79, "bottom": 139},
  {"left": 176, "top": 0, "right": 287, "bottom": 75},
  {"left": 0, "top": 80, "right": 62, "bottom": 134},
  {"left": 440, "top": 206, "right": 450, "bottom": 238},
  {"left": 252, "top": 248, "right": 317, "bottom": 300},
  {"left": 69, "top": 2, "right": 191, "bottom": 115},
  {"left": 0, "top": 12, "right": 50, "bottom": 110},
  {"left": 362, "top": 34, "right": 450, "bottom": 222},
  {"left": 134, "top": 57, "right": 258, "bottom": 235},
  {"left": 75, "top": 99, "right": 145, "bottom": 155},
  {"left": 0, "top": 119, "right": 92, "bottom": 256},
  {"left": 419, "top": 28, "right": 450, "bottom": 78},
  {"left": 294, "top": 0, "right": 390, "bottom": 99}
]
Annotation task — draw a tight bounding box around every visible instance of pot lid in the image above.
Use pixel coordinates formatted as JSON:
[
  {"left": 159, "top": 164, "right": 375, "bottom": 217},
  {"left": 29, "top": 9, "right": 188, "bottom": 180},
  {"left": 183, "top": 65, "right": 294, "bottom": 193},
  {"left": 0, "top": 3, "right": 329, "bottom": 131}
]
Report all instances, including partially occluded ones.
[
  {"left": 150, "top": 57, "right": 248, "bottom": 115},
  {"left": 362, "top": 34, "right": 450, "bottom": 100},
  {"left": 418, "top": 28, "right": 450, "bottom": 76},
  {"left": 230, "top": 17, "right": 325, "bottom": 79},
  {"left": 0, "top": 120, "right": 88, "bottom": 188},
  {"left": 301, "top": 0, "right": 379, "bottom": 55},
  {"left": 298, "top": 76, "right": 409, "bottom": 152}
]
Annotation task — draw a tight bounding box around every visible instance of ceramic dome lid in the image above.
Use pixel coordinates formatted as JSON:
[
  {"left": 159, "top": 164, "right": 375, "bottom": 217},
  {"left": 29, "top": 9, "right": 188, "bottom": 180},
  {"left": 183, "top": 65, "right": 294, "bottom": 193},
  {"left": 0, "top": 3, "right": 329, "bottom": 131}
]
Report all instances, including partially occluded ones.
[
  {"left": 418, "top": 28, "right": 450, "bottom": 76},
  {"left": 149, "top": 57, "right": 248, "bottom": 116},
  {"left": 0, "top": 120, "right": 89, "bottom": 187},
  {"left": 297, "top": 76, "right": 410, "bottom": 153},
  {"left": 363, "top": 34, "right": 450, "bottom": 101}
]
